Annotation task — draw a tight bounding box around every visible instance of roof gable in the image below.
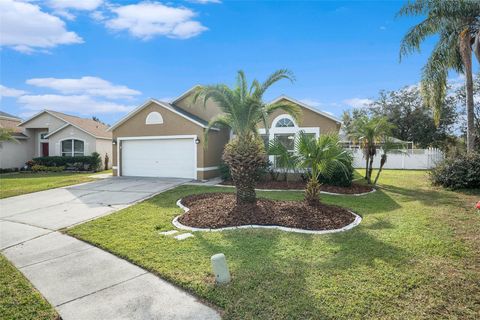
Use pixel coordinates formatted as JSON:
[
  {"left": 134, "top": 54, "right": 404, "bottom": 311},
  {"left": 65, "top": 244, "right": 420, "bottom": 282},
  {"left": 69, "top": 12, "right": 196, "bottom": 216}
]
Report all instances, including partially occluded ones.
[
  {"left": 108, "top": 99, "right": 219, "bottom": 132},
  {"left": 269, "top": 95, "right": 341, "bottom": 124},
  {"left": 19, "top": 110, "right": 111, "bottom": 139}
]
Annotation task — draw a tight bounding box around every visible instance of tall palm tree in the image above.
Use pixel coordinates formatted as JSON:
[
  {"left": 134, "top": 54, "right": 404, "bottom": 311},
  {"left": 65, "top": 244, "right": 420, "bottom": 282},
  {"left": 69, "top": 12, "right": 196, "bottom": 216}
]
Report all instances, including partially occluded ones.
[
  {"left": 194, "top": 70, "right": 301, "bottom": 204},
  {"left": 398, "top": 0, "right": 480, "bottom": 152},
  {"left": 296, "top": 132, "right": 352, "bottom": 205},
  {"left": 348, "top": 116, "right": 393, "bottom": 184}
]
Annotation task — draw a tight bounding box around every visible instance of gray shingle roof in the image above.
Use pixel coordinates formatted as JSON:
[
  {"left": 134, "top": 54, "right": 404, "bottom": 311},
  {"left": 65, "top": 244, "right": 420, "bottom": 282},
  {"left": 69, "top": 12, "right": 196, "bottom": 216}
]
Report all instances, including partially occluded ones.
[{"left": 0, "top": 110, "right": 21, "bottom": 120}]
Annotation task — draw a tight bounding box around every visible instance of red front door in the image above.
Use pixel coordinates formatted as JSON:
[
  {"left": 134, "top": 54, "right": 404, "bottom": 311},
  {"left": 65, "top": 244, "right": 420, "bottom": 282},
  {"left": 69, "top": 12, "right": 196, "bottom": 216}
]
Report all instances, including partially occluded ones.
[{"left": 41, "top": 143, "right": 49, "bottom": 157}]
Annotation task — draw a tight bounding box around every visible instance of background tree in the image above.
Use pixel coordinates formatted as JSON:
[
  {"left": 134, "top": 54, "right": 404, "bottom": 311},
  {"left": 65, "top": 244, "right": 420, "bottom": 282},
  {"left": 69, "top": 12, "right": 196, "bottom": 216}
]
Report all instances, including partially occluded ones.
[
  {"left": 194, "top": 70, "right": 301, "bottom": 204},
  {"left": 0, "top": 128, "right": 14, "bottom": 142},
  {"left": 398, "top": 0, "right": 480, "bottom": 152},
  {"left": 369, "top": 85, "right": 457, "bottom": 148},
  {"left": 296, "top": 132, "right": 352, "bottom": 205}
]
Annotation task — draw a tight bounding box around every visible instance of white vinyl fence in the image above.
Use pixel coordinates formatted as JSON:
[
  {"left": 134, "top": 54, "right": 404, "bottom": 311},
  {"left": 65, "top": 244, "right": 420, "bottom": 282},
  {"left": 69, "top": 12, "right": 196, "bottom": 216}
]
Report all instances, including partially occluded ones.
[{"left": 351, "top": 148, "right": 444, "bottom": 170}]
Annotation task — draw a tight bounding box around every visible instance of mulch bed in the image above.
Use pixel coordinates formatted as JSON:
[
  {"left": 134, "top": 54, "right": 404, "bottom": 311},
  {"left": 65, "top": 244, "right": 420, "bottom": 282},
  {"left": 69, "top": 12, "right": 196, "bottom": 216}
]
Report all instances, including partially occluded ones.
[
  {"left": 178, "top": 193, "right": 356, "bottom": 231},
  {"left": 220, "top": 180, "right": 374, "bottom": 194}
]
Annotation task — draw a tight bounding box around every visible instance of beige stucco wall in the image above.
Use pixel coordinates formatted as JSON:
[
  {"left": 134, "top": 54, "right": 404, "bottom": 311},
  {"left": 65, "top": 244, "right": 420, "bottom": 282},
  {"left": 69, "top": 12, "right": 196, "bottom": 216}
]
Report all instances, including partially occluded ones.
[
  {"left": 174, "top": 91, "right": 223, "bottom": 122},
  {"left": 112, "top": 102, "right": 228, "bottom": 178},
  {"left": 258, "top": 98, "right": 341, "bottom": 133},
  {"left": 47, "top": 125, "right": 97, "bottom": 156}
]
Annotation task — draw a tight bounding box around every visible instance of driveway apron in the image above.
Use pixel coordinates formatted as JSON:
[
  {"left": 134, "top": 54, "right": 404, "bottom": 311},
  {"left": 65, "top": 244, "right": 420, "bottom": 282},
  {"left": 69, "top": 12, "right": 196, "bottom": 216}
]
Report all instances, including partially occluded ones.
[{"left": 0, "top": 177, "right": 221, "bottom": 320}]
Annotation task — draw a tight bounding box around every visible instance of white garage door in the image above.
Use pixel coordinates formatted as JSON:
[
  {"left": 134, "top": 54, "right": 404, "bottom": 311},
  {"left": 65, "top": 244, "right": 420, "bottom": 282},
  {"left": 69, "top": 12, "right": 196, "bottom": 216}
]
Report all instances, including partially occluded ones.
[{"left": 121, "top": 138, "right": 195, "bottom": 179}]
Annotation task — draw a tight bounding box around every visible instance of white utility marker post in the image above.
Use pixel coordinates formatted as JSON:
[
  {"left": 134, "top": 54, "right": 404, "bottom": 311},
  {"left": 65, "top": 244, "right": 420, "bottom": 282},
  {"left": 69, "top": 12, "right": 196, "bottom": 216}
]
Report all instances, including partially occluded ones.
[{"left": 211, "top": 253, "right": 231, "bottom": 284}]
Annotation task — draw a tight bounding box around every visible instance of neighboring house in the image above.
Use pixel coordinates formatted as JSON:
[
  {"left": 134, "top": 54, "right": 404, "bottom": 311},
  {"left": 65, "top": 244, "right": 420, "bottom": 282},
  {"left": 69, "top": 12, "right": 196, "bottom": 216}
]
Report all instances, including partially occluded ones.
[
  {"left": 0, "top": 111, "right": 30, "bottom": 169},
  {"left": 0, "top": 110, "right": 112, "bottom": 169},
  {"left": 109, "top": 86, "right": 341, "bottom": 180}
]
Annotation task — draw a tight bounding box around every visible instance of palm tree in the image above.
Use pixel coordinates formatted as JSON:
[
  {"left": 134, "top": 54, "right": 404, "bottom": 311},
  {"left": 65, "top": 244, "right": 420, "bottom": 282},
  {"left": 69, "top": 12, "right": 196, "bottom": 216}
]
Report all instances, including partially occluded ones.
[
  {"left": 267, "top": 138, "right": 299, "bottom": 182},
  {"left": 296, "top": 132, "right": 352, "bottom": 205},
  {"left": 398, "top": 0, "right": 480, "bottom": 152},
  {"left": 194, "top": 70, "right": 301, "bottom": 204},
  {"left": 0, "top": 128, "right": 14, "bottom": 142},
  {"left": 348, "top": 116, "right": 393, "bottom": 184},
  {"left": 373, "top": 138, "right": 406, "bottom": 186}
]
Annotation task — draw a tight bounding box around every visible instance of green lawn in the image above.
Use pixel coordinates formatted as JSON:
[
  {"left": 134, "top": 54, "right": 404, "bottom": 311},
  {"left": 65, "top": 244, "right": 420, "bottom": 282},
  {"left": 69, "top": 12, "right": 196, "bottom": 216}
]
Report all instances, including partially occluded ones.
[
  {"left": 67, "top": 170, "right": 480, "bottom": 319},
  {"left": 0, "top": 171, "right": 111, "bottom": 199},
  {"left": 0, "top": 255, "right": 58, "bottom": 320}
]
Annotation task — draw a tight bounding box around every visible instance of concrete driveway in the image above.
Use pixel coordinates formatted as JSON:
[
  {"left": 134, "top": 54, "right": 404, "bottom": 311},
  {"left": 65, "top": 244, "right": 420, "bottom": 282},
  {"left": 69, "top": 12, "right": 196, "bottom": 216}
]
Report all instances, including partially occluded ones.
[
  {"left": 0, "top": 177, "right": 221, "bottom": 320},
  {"left": 1, "top": 176, "right": 187, "bottom": 244}
]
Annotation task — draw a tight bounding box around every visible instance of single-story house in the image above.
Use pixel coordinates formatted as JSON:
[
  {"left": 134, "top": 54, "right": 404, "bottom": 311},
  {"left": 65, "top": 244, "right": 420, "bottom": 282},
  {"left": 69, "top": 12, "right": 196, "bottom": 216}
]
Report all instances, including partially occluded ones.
[
  {"left": 0, "top": 111, "right": 30, "bottom": 169},
  {"left": 109, "top": 86, "right": 341, "bottom": 180},
  {"left": 0, "top": 110, "right": 112, "bottom": 169}
]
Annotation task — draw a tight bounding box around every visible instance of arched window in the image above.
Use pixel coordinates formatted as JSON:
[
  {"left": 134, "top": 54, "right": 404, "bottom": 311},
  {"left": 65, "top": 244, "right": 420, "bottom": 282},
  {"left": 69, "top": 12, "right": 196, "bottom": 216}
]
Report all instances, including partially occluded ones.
[
  {"left": 275, "top": 117, "right": 295, "bottom": 127},
  {"left": 61, "top": 139, "right": 84, "bottom": 157},
  {"left": 146, "top": 112, "right": 163, "bottom": 125}
]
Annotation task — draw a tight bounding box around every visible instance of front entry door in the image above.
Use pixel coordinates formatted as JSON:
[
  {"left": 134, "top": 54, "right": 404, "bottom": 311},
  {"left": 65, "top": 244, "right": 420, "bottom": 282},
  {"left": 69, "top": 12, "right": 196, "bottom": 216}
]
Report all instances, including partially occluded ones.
[{"left": 41, "top": 143, "right": 49, "bottom": 156}]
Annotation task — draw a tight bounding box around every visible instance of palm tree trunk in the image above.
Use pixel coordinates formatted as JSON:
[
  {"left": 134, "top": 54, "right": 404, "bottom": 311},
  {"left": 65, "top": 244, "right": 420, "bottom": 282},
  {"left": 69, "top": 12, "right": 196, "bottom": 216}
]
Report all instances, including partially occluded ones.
[
  {"left": 364, "top": 152, "right": 369, "bottom": 180},
  {"left": 368, "top": 155, "right": 374, "bottom": 184},
  {"left": 305, "top": 178, "right": 321, "bottom": 206},
  {"left": 374, "top": 154, "right": 387, "bottom": 185},
  {"left": 460, "top": 31, "right": 476, "bottom": 152}
]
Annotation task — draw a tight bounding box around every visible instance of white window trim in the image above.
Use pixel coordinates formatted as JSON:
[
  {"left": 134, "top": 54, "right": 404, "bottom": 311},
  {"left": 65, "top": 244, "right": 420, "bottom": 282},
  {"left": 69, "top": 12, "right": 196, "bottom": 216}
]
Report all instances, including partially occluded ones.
[
  {"left": 116, "top": 135, "right": 198, "bottom": 179},
  {"left": 260, "top": 114, "right": 320, "bottom": 164},
  {"left": 145, "top": 111, "right": 164, "bottom": 125},
  {"left": 60, "top": 138, "right": 86, "bottom": 157}
]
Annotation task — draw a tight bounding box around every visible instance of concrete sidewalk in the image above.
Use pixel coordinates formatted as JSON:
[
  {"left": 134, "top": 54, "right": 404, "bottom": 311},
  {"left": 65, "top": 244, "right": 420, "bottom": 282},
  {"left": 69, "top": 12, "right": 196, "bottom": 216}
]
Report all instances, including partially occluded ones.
[{"left": 1, "top": 178, "right": 221, "bottom": 319}]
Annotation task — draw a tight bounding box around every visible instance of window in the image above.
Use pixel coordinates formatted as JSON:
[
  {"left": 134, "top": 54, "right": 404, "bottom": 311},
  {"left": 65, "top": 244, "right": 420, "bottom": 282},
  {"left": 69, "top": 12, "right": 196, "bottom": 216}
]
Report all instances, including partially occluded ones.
[
  {"left": 62, "top": 139, "right": 84, "bottom": 157},
  {"left": 275, "top": 118, "right": 295, "bottom": 128},
  {"left": 40, "top": 133, "right": 48, "bottom": 140},
  {"left": 146, "top": 112, "right": 163, "bottom": 125},
  {"left": 274, "top": 134, "right": 295, "bottom": 152}
]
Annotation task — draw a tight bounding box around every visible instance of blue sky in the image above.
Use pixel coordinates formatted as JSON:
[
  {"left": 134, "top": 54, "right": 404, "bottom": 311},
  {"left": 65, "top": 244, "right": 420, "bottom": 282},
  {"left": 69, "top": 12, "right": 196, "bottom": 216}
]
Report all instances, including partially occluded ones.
[{"left": 0, "top": 0, "right": 442, "bottom": 125}]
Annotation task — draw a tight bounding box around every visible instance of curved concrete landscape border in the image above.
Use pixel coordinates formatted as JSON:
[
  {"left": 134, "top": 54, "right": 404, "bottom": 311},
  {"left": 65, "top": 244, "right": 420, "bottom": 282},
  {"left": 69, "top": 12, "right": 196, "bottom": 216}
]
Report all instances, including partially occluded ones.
[
  {"left": 173, "top": 199, "right": 362, "bottom": 235},
  {"left": 213, "top": 184, "right": 376, "bottom": 196}
]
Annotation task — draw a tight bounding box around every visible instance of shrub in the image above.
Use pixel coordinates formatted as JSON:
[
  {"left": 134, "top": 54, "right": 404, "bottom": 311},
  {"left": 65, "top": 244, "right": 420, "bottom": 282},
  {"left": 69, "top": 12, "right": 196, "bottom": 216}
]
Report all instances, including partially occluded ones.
[
  {"left": 91, "top": 152, "right": 102, "bottom": 172},
  {"left": 25, "top": 160, "right": 36, "bottom": 168},
  {"left": 31, "top": 165, "right": 65, "bottom": 172},
  {"left": 430, "top": 152, "right": 480, "bottom": 189},
  {"left": 0, "top": 168, "right": 19, "bottom": 174},
  {"left": 318, "top": 160, "right": 354, "bottom": 187},
  {"left": 219, "top": 161, "right": 231, "bottom": 181},
  {"left": 32, "top": 155, "right": 99, "bottom": 171}
]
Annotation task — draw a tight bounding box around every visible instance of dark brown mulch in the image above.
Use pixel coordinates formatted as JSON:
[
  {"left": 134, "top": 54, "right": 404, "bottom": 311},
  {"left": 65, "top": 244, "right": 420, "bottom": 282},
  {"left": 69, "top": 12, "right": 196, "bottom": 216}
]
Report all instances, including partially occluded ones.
[
  {"left": 220, "top": 180, "right": 374, "bottom": 194},
  {"left": 178, "top": 193, "right": 356, "bottom": 231}
]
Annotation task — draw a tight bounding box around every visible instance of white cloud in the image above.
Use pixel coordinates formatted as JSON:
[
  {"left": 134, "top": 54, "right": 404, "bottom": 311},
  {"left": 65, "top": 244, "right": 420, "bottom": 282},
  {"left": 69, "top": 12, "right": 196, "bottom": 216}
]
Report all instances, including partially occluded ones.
[
  {"left": 47, "top": 0, "right": 103, "bottom": 11},
  {"left": 90, "top": 10, "right": 106, "bottom": 22},
  {"left": 343, "top": 98, "right": 374, "bottom": 109},
  {"left": 0, "top": 85, "right": 27, "bottom": 98},
  {"left": 105, "top": 2, "right": 208, "bottom": 40},
  {"left": 0, "top": 0, "right": 83, "bottom": 53},
  {"left": 299, "top": 98, "right": 322, "bottom": 108},
  {"left": 187, "top": 0, "right": 221, "bottom": 4},
  {"left": 17, "top": 94, "right": 134, "bottom": 115},
  {"left": 47, "top": 0, "right": 103, "bottom": 20},
  {"left": 26, "top": 76, "right": 141, "bottom": 99}
]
